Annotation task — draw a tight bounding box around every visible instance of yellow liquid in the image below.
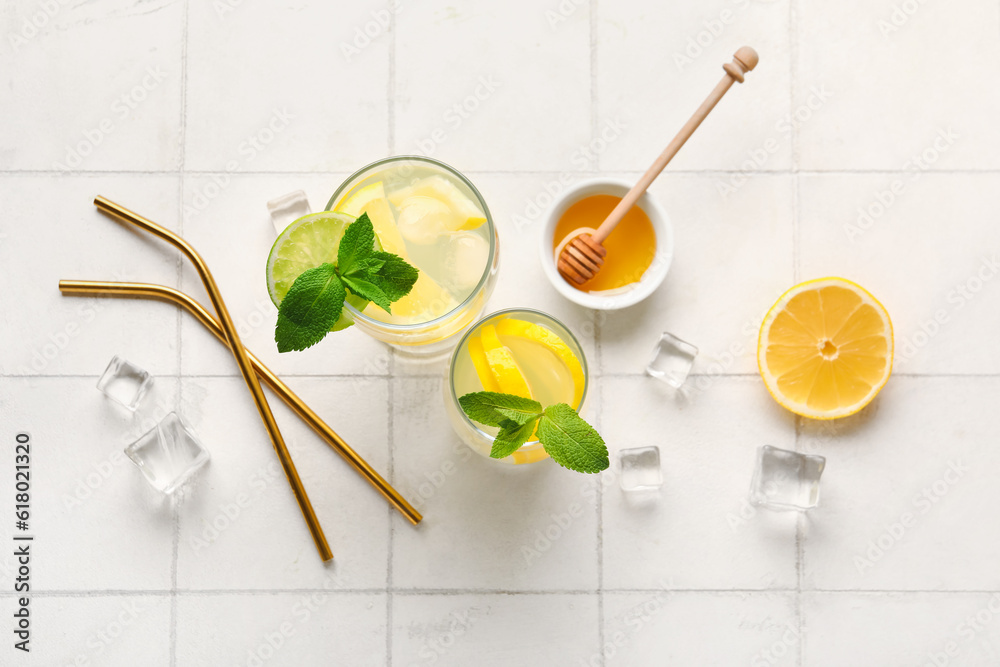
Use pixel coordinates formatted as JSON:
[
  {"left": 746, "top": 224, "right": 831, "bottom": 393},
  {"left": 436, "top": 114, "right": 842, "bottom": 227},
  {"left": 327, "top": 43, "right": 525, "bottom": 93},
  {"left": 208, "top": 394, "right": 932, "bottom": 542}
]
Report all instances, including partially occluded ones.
[
  {"left": 450, "top": 314, "right": 584, "bottom": 463},
  {"left": 332, "top": 162, "right": 491, "bottom": 327},
  {"left": 553, "top": 194, "right": 657, "bottom": 292}
]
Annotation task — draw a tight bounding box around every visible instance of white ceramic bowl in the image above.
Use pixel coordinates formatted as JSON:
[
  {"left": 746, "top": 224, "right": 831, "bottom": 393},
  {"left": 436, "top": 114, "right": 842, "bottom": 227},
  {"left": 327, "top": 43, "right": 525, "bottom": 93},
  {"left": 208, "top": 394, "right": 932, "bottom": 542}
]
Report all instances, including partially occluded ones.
[{"left": 539, "top": 178, "right": 673, "bottom": 310}]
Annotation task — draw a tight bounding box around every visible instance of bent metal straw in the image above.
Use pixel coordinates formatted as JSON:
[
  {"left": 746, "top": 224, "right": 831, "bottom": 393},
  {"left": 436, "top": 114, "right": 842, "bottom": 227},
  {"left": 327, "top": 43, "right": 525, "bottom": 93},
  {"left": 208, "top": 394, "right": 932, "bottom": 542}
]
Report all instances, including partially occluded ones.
[
  {"left": 58, "top": 279, "right": 422, "bottom": 526},
  {"left": 91, "top": 196, "right": 332, "bottom": 562}
]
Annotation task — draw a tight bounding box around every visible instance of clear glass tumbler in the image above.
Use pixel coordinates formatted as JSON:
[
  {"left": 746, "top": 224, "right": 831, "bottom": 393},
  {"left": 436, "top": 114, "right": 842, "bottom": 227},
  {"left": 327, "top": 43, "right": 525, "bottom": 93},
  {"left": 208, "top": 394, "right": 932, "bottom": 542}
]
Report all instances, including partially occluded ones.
[
  {"left": 444, "top": 308, "right": 590, "bottom": 465},
  {"left": 328, "top": 155, "right": 499, "bottom": 356}
]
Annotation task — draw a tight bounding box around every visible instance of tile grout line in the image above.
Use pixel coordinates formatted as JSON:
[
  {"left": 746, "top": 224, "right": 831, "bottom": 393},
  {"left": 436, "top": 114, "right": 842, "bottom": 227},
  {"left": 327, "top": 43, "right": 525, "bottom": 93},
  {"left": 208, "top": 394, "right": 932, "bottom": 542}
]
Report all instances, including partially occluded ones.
[
  {"left": 11, "top": 371, "right": 1000, "bottom": 380},
  {"left": 384, "top": 7, "right": 399, "bottom": 649},
  {"left": 590, "top": 2, "right": 605, "bottom": 662},
  {"left": 13, "top": 587, "right": 1000, "bottom": 598},
  {"left": 794, "top": 419, "right": 805, "bottom": 667},
  {"left": 170, "top": 1, "right": 190, "bottom": 665},
  {"left": 386, "top": 353, "right": 397, "bottom": 665},
  {"left": 790, "top": 0, "right": 801, "bottom": 286},
  {"left": 590, "top": 0, "right": 599, "bottom": 169},
  {"left": 6, "top": 168, "right": 1000, "bottom": 176},
  {"left": 387, "top": 4, "right": 396, "bottom": 156},
  {"left": 595, "top": 359, "right": 606, "bottom": 667},
  {"left": 789, "top": 2, "right": 804, "bottom": 664}
]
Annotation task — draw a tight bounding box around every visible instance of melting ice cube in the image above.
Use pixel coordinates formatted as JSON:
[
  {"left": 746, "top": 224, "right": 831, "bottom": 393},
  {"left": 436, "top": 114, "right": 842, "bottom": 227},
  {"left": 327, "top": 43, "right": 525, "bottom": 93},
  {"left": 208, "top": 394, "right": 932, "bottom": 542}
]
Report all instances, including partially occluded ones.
[
  {"left": 396, "top": 196, "right": 456, "bottom": 245},
  {"left": 442, "top": 231, "right": 490, "bottom": 294}
]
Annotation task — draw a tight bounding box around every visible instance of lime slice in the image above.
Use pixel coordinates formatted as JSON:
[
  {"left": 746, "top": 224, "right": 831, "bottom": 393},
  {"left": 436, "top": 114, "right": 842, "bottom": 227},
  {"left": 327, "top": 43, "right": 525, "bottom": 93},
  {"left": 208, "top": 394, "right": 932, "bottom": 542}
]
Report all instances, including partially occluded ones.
[{"left": 265, "top": 211, "right": 380, "bottom": 331}]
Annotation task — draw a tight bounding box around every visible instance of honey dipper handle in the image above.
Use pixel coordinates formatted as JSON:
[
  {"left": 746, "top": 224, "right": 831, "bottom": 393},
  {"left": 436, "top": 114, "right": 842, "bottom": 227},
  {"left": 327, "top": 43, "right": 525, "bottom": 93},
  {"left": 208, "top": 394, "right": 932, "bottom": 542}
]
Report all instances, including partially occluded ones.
[{"left": 590, "top": 46, "right": 758, "bottom": 244}]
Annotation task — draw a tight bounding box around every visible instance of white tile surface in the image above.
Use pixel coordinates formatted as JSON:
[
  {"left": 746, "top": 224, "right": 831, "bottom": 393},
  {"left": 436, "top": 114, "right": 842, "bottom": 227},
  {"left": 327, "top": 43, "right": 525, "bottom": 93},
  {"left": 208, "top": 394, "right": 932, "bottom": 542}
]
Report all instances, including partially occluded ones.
[
  {"left": 802, "top": 592, "right": 1000, "bottom": 666},
  {"left": 801, "top": 377, "right": 1000, "bottom": 592},
  {"left": 392, "top": 593, "right": 600, "bottom": 666},
  {"left": 604, "top": 592, "right": 798, "bottom": 666},
  {"left": 395, "top": 0, "right": 591, "bottom": 172},
  {"left": 6, "top": 595, "right": 171, "bottom": 667},
  {"left": 799, "top": 173, "right": 1000, "bottom": 375},
  {"left": 176, "top": 592, "right": 386, "bottom": 666},
  {"left": 601, "top": 376, "right": 798, "bottom": 591},
  {"left": 796, "top": 0, "right": 1000, "bottom": 170},
  {"left": 598, "top": 0, "right": 792, "bottom": 172},
  {"left": 175, "top": 376, "right": 390, "bottom": 591},
  {"left": 2, "top": 0, "right": 1000, "bottom": 663},
  {"left": 0, "top": 377, "right": 178, "bottom": 591},
  {"left": 185, "top": 2, "right": 389, "bottom": 172},
  {"left": 0, "top": 1, "right": 185, "bottom": 171},
  {"left": 600, "top": 173, "right": 795, "bottom": 376},
  {"left": 391, "top": 377, "right": 599, "bottom": 592},
  {"left": 0, "top": 175, "right": 180, "bottom": 376}
]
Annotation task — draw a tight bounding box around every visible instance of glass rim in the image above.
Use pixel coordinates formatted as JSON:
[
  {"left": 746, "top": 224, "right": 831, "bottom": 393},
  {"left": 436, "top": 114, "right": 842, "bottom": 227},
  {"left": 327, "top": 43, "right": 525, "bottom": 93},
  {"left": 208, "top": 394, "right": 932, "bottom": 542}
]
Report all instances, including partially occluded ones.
[
  {"left": 327, "top": 155, "right": 497, "bottom": 332},
  {"left": 447, "top": 307, "right": 590, "bottom": 443}
]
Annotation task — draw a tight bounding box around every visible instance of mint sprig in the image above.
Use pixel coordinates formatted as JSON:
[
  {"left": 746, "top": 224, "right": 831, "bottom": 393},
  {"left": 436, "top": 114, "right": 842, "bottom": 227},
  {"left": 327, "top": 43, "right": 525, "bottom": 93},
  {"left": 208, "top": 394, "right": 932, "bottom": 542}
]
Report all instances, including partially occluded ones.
[
  {"left": 274, "top": 212, "right": 419, "bottom": 353},
  {"left": 458, "top": 391, "right": 609, "bottom": 474}
]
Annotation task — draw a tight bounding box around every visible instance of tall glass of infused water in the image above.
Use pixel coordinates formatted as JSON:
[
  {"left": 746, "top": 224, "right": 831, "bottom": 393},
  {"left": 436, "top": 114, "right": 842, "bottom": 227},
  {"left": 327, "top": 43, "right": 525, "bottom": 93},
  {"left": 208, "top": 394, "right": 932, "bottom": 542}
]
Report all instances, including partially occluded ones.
[
  {"left": 444, "top": 309, "right": 589, "bottom": 464},
  {"left": 328, "top": 156, "right": 499, "bottom": 356}
]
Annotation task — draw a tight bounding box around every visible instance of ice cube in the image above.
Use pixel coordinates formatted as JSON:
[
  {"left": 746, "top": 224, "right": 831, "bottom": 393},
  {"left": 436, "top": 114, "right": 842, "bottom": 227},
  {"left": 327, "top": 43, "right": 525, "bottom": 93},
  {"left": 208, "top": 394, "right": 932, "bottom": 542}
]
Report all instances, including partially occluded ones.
[
  {"left": 267, "top": 190, "right": 311, "bottom": 235},
  {"left": 442, "top": 231, "right": 490, "bottom": 293},
  {"left": 749, "top": 445, "right": 826, "bottom": 511},
  {"left": 619, "top": 446, "right": 662, "bottom": 491},
  {"left": 396, "top": 195, "right": 456, "bottom": 245},
  {"left": 125, "top": 412, "right": 210, "bottom": 494},
  {"left": 96, "top": 355, "right": 153, "bottom": 412},
  {"left": 646, "top": 332, "right": 698, "bottom": 388}
]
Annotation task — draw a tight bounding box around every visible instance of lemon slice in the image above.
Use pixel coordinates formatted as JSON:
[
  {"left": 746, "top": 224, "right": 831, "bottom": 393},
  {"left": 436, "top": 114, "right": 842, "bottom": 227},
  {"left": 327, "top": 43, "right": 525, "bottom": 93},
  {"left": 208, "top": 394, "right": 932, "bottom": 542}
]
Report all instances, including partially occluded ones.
[
  {"left": 758, "top": 277, "right": 893, "bottom": 419},
  {"left": 336, "top": 181, "right": 406, "bottom": 255},
  {"left": 495, "top": 318, "right": 585, "bottom": 407},
  {"left": 387, "top": 175, "right": 486, "bottom": 231},
  {"left": 334, "top": 180, "right": 457, "bottom": 320},
  {"left": 479, "top": 324, "right": 533, "bottom": 399},
  {"left": 468, "top": 335, "right": 500, "bottom": 392},
  {"left": 265, "top": 211, "right": 375, "bottom": 331}
]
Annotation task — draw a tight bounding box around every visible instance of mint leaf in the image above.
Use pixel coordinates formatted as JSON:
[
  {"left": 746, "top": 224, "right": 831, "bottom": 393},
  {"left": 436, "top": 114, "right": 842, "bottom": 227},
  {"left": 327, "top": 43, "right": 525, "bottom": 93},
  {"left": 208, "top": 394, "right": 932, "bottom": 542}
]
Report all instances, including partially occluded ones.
[
  {"left": 360, "top": 254, "right": 387, "bottom": 274},
  {"left": 337, "top": 212, "right": 375, "bottom": 275},
  {"left": 274, "top": 264, "right": 345, "bottom": 352},
  {"left": 458, "top": 392, "right": 543, "bottom": 427},
  {"left": 340, "top": 273, "right": 392, "bottom": 313},
  {"left": 366, "top": 251, "right": 419, "bottom": 302},
  {"left": 491, "top": 418, "right": 539, "bottom": 459},
  {"left": 537, "top": 403, "right": 609, "bottom": 474}
]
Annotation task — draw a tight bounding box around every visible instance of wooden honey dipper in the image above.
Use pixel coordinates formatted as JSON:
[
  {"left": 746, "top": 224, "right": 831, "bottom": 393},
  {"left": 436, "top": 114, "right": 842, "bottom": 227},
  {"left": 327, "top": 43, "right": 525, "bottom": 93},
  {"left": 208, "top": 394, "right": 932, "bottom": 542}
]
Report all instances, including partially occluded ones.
[{"left": 557, "top": 46, "right": 759, "bottom": 286}]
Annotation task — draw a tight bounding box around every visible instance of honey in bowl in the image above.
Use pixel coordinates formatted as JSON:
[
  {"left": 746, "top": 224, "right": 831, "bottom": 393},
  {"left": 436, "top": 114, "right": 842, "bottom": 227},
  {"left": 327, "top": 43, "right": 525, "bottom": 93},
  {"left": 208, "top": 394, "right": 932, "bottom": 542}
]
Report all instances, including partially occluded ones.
[{"left": 552, "top": 194, "right": 657, "bottom": 293}]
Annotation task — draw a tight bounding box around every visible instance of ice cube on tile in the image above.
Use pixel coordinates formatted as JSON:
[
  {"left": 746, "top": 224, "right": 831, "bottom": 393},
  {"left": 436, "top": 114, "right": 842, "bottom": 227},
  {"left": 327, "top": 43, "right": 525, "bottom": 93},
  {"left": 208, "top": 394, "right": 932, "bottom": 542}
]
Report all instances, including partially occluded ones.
[
  {"left": 645, "top": 332, "right": 698, "bottom": 388},
  {"left": 125, "top": 412, "right": 210, "bottom": 494},
  {"left": 619, "top": 446, "right": 662, "bottom": 491},
  {"left": 442, "top": 231, "right": 490, "bottom": 293},
  {"left": 749, "top": 445, "right": 826, "bottom": 511},
  {"left": 267, "top": 190, "right": 311, "bottom": 235},
  {"left": 96, "top": 355, "right": 153, "bottom": 412},
  {"left": 396, "top": 195, "right": 455, "bottom": 244}
]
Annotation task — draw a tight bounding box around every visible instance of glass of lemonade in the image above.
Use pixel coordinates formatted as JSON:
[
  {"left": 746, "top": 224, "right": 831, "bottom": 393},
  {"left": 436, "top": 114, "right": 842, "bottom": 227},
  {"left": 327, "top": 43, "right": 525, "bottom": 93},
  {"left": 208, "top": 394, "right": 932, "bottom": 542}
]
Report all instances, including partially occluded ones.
[
  {"left": 328, "top": 156, "right": 499, "bottom": 355},
  {"left": 444, "top": 309, "right": 589, "bottom": 465}
]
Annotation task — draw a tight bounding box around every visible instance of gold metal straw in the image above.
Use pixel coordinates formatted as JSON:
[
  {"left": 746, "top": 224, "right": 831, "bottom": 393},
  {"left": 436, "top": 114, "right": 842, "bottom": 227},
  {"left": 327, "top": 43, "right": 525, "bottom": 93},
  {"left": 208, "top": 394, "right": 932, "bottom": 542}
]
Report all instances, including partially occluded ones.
[
  {"left": 58, "top": 279, "right": 422, "bottom": 525},
  {"left": 92, "top": 196, "right": 333, "bottom": 561}
]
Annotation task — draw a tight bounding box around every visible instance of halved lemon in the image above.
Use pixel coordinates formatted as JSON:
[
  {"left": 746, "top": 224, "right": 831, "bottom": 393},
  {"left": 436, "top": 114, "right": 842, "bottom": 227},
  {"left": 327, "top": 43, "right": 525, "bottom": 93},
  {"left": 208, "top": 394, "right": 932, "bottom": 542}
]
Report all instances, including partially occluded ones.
[
  {"left": 479, "top": 324, "right": 533, "bottom": 399},
  {"left": 495, "top": 318, "right": 585, "bottom": 407},
  {"left": 758, "top": 277, "right": 893, "bottom": 420}
]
